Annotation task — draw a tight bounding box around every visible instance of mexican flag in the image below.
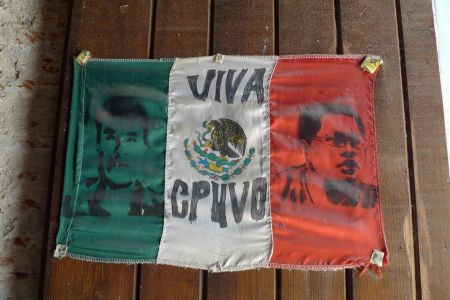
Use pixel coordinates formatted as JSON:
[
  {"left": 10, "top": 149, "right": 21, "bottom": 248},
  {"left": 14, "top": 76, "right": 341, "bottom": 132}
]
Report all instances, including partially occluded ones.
[{"left": 55, "top": 52, "right": 388, "bottom": 273}]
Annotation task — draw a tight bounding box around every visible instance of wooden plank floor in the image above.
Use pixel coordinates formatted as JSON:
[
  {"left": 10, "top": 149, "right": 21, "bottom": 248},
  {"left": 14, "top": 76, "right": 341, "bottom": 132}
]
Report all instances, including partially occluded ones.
[{"left": 40, "top": 0, "right": 450, "bottom": 299}]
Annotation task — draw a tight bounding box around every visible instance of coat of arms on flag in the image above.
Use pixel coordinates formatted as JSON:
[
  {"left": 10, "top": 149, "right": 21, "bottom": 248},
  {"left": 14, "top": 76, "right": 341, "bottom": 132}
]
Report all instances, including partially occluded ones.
[{"left": 183, "top": 118, "right": 255, "bottom": 182}]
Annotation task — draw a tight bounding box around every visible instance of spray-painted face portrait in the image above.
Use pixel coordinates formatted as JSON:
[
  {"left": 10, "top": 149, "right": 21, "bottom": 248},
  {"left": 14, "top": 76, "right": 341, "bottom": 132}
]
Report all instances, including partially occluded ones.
[
  {"left": 274, "top": 102, "right": 376, "bottom": 208},
  {"left": 297, "top": 103, "right": 372, "bottom": 207},
  {"left": 95, "top": 97, "right": 149, "bottom": 186},
  {"left": 300, "top": 103, "right": 365, "bottom": 181}
]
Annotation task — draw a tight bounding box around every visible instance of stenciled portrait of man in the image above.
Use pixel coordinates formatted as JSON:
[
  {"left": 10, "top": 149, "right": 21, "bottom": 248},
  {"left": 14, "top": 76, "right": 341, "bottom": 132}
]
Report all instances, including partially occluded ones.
[
  {"left": 274, "top": 102, "right": 378, "bottom": 209},
  {"left": 76, "top": 95, "right": 164, "bottom": 217}
]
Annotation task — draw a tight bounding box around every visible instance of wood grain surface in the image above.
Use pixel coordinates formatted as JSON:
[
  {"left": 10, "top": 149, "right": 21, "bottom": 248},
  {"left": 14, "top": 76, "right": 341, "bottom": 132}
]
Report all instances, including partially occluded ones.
[
  {"left": 213, "top": 0, "right": 274, "bottom": 56},
  {"left": 399, "top": 0, "right": 450, "bottom": 299},
  {"left": 152, "top": 0, "right": 211, "bottom": 58},
  {"left": 278, "top": 0, "right": 337, "bottom": 55},
  {"left": 340, "top": 0, "right": 416, "bottom": 298},
  {"left": 41, "top": 0, "right": 449, "bottom": 299}
]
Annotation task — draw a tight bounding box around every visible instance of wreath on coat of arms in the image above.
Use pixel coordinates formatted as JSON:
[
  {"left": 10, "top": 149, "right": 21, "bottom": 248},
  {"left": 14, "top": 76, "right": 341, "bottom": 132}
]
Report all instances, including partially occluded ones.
[{"left": 184, "top": 118, "right": 255, "bottom": 181}]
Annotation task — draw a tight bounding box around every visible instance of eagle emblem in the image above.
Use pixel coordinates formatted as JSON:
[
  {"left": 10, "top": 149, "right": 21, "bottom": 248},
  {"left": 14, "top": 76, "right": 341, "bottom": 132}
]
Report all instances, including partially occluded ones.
[{"left": 184, "top": 118, "right": 255, "bottom": 181}]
